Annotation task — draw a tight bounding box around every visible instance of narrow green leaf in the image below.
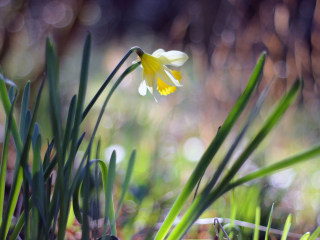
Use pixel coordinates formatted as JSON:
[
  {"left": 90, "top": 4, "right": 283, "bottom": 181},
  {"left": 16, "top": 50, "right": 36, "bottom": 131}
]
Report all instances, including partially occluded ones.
[
  {"left": 225, "top": 144, "right": 320, "bottom": 191},
  {"left": 265, "top": 204, "right": 274, "bottom": 240},
  {"left": 156, "top": 52, "right": 266, "bottom": 240},
  {"left": 0, "top": 75, "right": 45, "bottom": 239},
  {"left": 32, "top": 122, "right": 39, "bottom": 149},
  {"left": 0, "top": 70, "right": 22, "bottom": 153},
  {"left": 205, "top": 77, "right": 272, "bottom": 193},
  {"left": 62, "top": 95, "right": 77, "bottom": 165},
  {"left": 20, "top": 81, "right": 30, "bottom": 140},
  {"left": 31, "top": 134, "right": 45, "bottom": 240},
  {"left": 166, "top": 79, "right": 300, "bottom": 240},
  {"left": 300, "top": 232, "right": 310, "bottom": 240},
  {"left": 67, "top": 33, "right": 91, "bottom": 190},
  {"left": 82, "top": 153, "right": 91, "bottom": 240},
  {"left": 103, "top": 151, "right": 117, "bottom": 237},
  {"left": 0, "top": 99, "right": 15, "bottom": 227},
  {"left": 70, "top": 62, "right": 140, "bottom": 197},
  {"left": 253, "top": 207, "right": 260, "bottom": 240},
  {"left": 115, "top": 150, "right": 136, "bottom": 219},
  {"left": 280, "top": 214, "right": 291, "bottom": 240},
  {"left": 46, "top": 36, "right": 67, "bottom": 240},
  {"left": 309, "top": 225, "right": 320, "bottom": 240},
  {"left": 24, "top": 110, "right": 31, "bottom": 143},
  {"left": 8, "top": 86, "right": 14, "bottom": 103}
]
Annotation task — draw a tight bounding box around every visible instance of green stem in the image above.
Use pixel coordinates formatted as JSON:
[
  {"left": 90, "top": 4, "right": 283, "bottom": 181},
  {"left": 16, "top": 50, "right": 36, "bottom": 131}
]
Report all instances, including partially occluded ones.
[{"left": 81, "top": 47, "right": 142, "bottom": 120}]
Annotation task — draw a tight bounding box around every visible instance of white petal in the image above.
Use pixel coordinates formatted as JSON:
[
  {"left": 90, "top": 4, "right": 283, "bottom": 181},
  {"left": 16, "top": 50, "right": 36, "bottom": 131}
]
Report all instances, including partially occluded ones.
[
  {"left": 144, "top": 73, "right": 156, "bottom": 88},
  {"left": 156, "top": 51, "right": 188, "bottom": 67},
  {"left": 156, "top": 66, "right": 183, "bottom": 87},
  {"left": 138, "top": 81, "right": 147, "bottom": 96},
  {"left": 152, "top": 49, "right": 165, "bottom": 58}
]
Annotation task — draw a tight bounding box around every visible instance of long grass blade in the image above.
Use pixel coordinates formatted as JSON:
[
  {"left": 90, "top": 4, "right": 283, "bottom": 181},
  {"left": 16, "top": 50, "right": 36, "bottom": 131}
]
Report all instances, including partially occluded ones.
[
  {"left": 225, "top": 144, "right": 320, "bottom": 191},
  {"left": 253, "top": 207, "right": 260, "bottom": 240},
  {"left": 0, "top": 75, "right": 45, "bottom": 239},
  {"left": 103, "top": 151, "right": 117, "bottom": 238},
  {"left": 280, "top": 214, "right": 291, "bottom": 240},
  {"left": 31, "top": 134, "right": 46, "bottom": 239},
  {"left": 67, "top": 33, "right": 91, "bottom": 189},
  {"left": 115, "top": 150, "right": 136, "bottom": 219},
  {"left": 20, "top": 81, "right": 30, "bottom": 141},
  {"left": 265, "top": 204, "right": 274, "bottom": 240},
  {"left": 300, "top": 232, "right": 310, "bottom": 240},
  {"left": 309, "top": 225, "right": 320, "bottom": 240},
  {"left": 155, "top": 52, "right": 266, "bottom": 240},
  {"left": 166, "top": 80, "right": 300, "bottom": 240},
  {"left": 0, "top": 98, "right": 16, "bottom": 227},
  {"left": 70, "top": 62, "right": 140, "bottom": 197}
]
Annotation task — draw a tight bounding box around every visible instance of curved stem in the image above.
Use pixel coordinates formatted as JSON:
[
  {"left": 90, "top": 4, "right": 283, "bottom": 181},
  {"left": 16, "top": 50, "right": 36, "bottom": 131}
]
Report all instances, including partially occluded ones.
[{"left": 81, "top": 47, "right": 142, "bottom": 120}]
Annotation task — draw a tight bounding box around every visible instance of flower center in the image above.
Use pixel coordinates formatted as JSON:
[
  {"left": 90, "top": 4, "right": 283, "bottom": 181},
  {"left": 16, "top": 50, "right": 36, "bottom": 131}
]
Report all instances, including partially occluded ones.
[{"left": 141, "top": 53, "right": 161, "bottom": 74}]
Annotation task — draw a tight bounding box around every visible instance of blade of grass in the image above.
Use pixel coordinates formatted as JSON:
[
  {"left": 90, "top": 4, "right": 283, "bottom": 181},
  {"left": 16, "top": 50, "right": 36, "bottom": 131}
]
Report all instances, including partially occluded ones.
[
  {"left": 0, "top": 75, "right": 45, "bottom": 239},
  {"left": 82, "top": 152, "right": 92, "bottom": 240},
  {"left": 0, "top": 97, "right": 16, "bottom": 227},
  {"left": 46, "top": 36, "right": 66, "bottom": 240},
  {"left": 265, "top": 204, "right": 274, "bottom": 240},
  {"left": 309, "top": 225, "right": 320, "bottom": 240},
  {"left": 67, "top": 33, "right": 91, "bottom": 189},
  {"left": 103, "top": 151, "right": 117, "bottom": 238},
  {"left": 0, "top": 72, "right": 22, "bottom": 153},
  {"left": 94, "top": 139, "right": 101, "bottom": 239},
  {"left": 115, "top": 150, "right": 136, "bottom": 219},
  {"left": 225, "top": 144, "right": 320, "bottom": 191},
  {"left": 300, "top": 232, "right": 310, "bottom": 240},
  {"left": 69, "top": 62, "right": 141, "bottom": 196},
  {"left": 19, "top": 81, "right": 30, "bottom": 141},
  {"left": 253, "top": 207, "right": 261, "bottom": 240},
  {"left": 155, "top": 51, "right": 266, "bottom": 240},
  {"left": 280, "top": 214, "right": 291, "bottom": 240},
  {"left": 31, "top": 134, "right": 46, "bottom": 240},
  {"left": 166, "top": 80, "right": 300, "bottom": 240}
]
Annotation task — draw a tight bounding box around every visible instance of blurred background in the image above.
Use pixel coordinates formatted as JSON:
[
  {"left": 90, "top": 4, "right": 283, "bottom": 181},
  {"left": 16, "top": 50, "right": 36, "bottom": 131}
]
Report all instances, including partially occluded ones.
[{"left": 1, "top": 0, "right": 320, "bottom": 239}]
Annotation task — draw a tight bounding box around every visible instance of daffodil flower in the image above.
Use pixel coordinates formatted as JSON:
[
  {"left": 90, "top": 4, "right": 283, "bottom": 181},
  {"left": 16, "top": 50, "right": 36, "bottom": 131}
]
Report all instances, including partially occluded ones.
[{"left": 136, "top": 49, "right": 188, "bottom": 97}]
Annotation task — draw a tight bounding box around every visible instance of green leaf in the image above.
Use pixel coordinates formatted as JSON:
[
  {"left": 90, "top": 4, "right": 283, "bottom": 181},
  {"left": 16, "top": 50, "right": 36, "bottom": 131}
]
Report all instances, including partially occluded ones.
[
  {"left": 31, "top": 134, "right": 46, "bottom": 239},
  {"left": 70, "top": 62, "right": 141, "bottom": 198},
  {"left": 62, "top": 94, "right": 77, "bottom": 165},
  {"left": 280, "top": 214, "right": 291, "bottom": 240},
  {"left": 265, "top": 204, "right": 274, "bottom": 240},
  {"left": 115, "top": 150, "right": 136, "bottom": 219},
  {"left": 300, "top": 232, "right": 310, "bottom": 240},
  {"left": 0, "top": 70, "right": 22, "bottom": 153},
  {"left": 309, "top": 225, "right": 320, "bottom": 240},
  {"left": 253, "top": 207, "right": 260, "bottom": 240},
  {"left": 0, "top": 74, "right": 45, "bottom": 240},
  {"left": 67, "top": 33, "right": 91, "bottom": 188},
  {"left": 20, "top": 81, "right": 30, "bottom": 141},
  {"left": 0, "top": 98, "right": 16, "bottom": 227},
  {"left": 225, "top": 144, "right": 320, "bottom": 191},
  {"left": 155, "top": 51, "right": 266, "bottom": 240},
  {"left": 166, "top": 78, "right": 300, "bottom": 240},
  {"left": 82, "top": 153, "right": 92, "bottom": 240},
  {"left": 104, "top": 151, "right": 117, "bottom": 237}
]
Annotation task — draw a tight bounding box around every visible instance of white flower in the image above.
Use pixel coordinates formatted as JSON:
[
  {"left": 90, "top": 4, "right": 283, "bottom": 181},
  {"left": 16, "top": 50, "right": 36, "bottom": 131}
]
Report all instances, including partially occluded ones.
[{"left": 137, "top": 49, "right": 188, "bottom": 96}]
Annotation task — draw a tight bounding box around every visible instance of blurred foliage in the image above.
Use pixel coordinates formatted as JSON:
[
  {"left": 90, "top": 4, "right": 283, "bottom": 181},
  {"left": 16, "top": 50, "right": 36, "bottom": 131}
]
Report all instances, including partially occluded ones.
[{"left": 0, "top": 0, "right": 320, "bottom": 239}]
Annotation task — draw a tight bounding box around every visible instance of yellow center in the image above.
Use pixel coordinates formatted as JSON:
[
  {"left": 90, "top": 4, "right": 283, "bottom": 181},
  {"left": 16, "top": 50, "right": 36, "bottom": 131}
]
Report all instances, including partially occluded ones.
[
  {"left": 157, "top": 70, "right": 182, "bottom": 96},
  {"left": 141, "top": 53, "right": 161, "bottom": 74}
]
